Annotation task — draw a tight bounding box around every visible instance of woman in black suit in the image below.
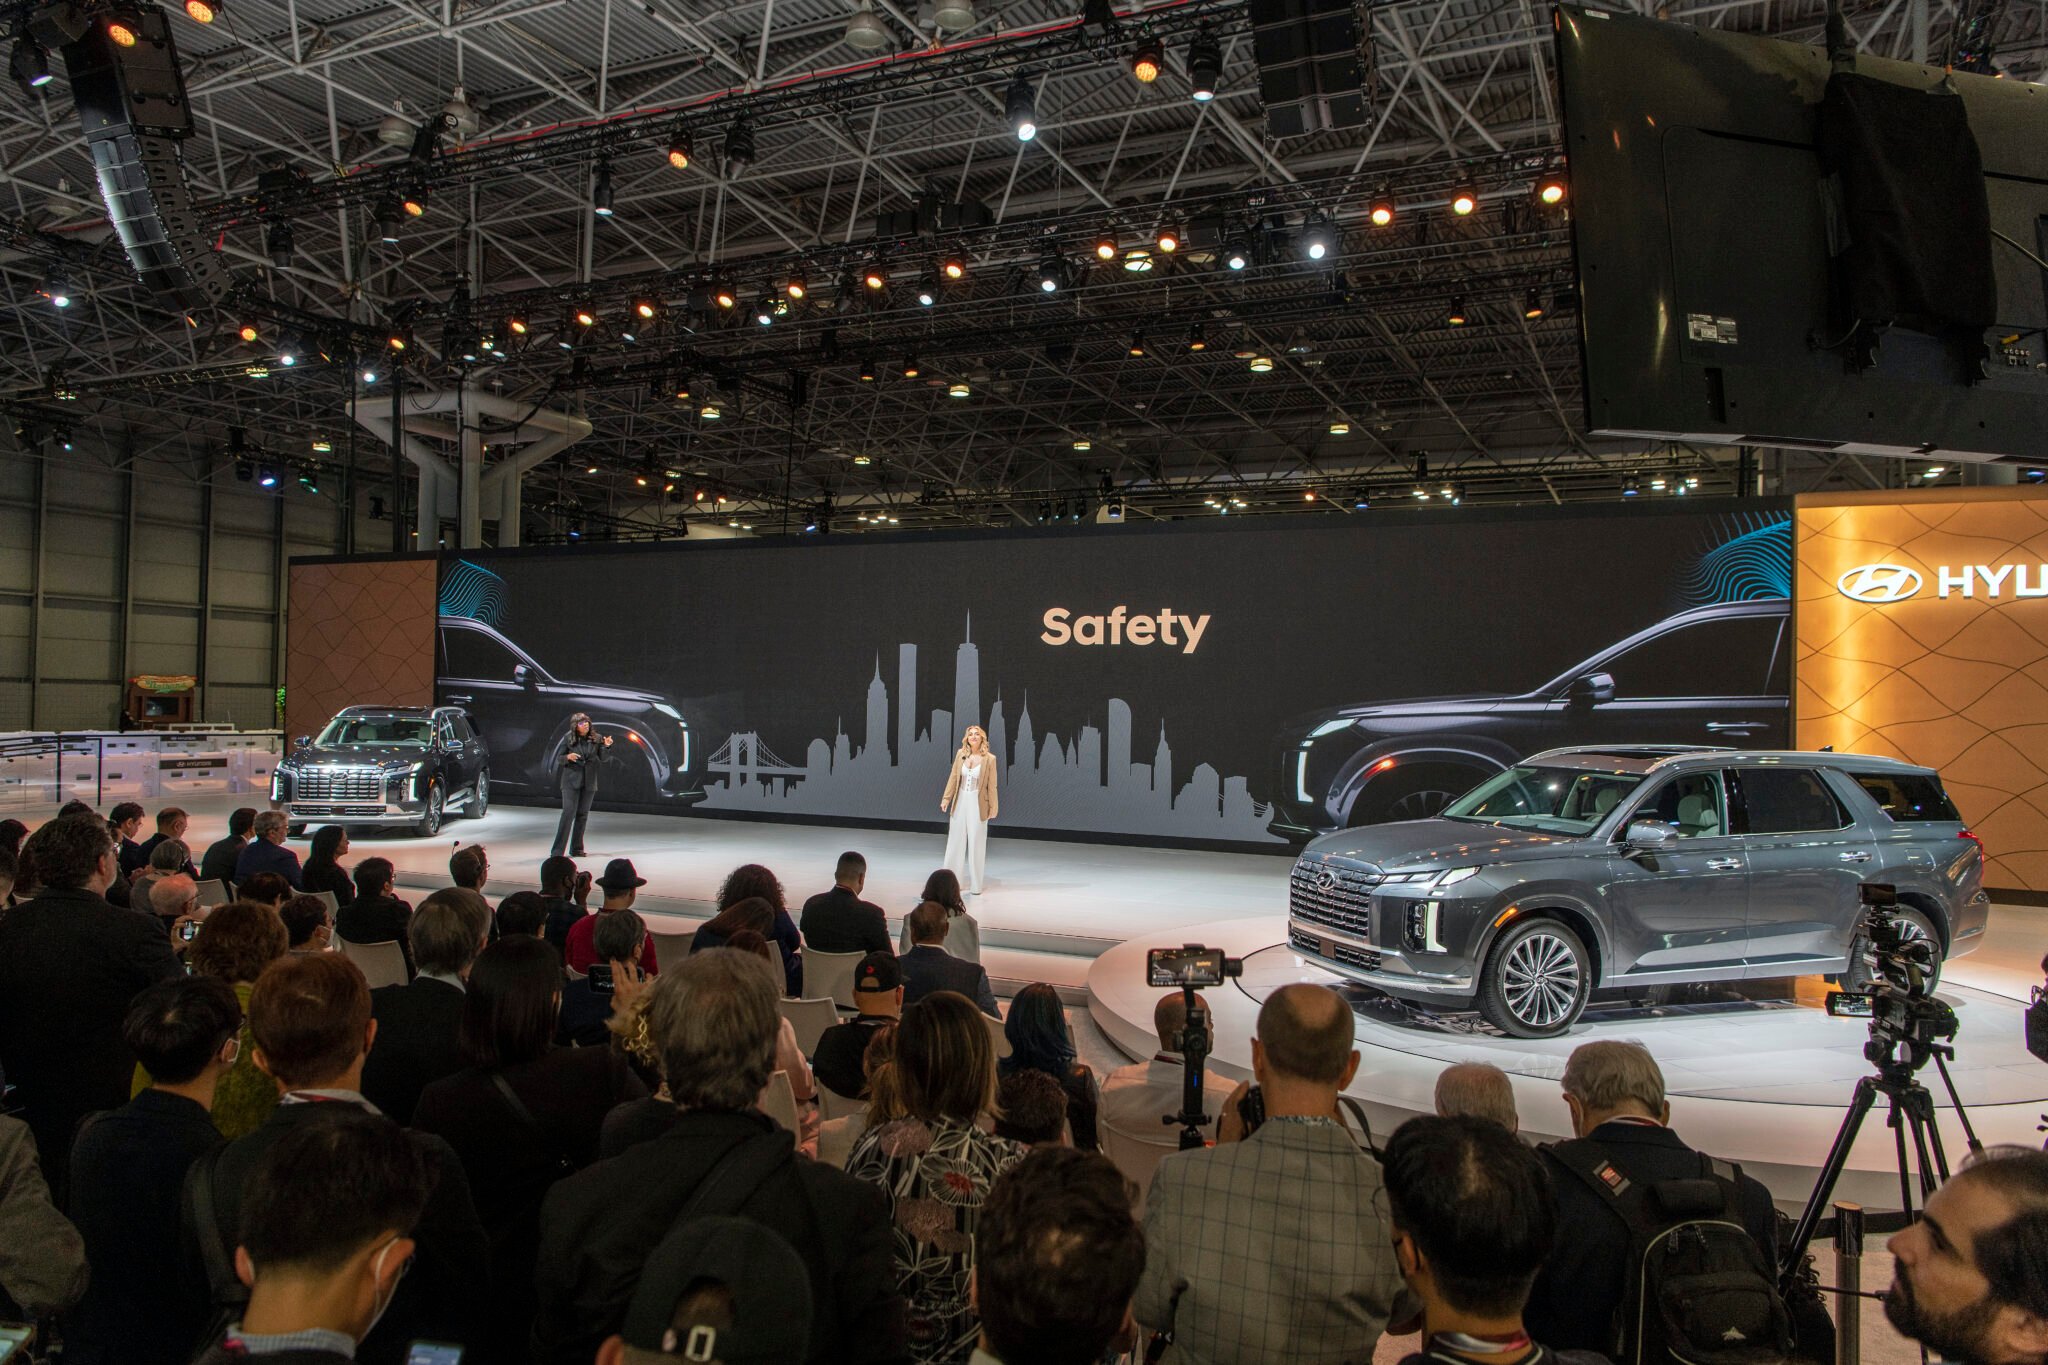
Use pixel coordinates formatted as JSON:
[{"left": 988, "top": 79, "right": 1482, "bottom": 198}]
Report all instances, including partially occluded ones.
[
  {"left": 411, "top": 936, "right": 646, "bottom": 1360},
  {"left": 299, "top": 825, "right": 353, "bottom": 906},
  {"left": 550, "top": 713, "right": 612, "bottom": 859}
]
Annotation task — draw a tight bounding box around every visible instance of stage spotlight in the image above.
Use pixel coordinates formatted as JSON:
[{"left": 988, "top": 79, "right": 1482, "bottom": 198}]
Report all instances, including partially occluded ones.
[
  {"left": 1131, "top": 38, "right": 1163, "bottom": 84},
  {"left": 1127, "top": 331, "right": 1146, "bottom": 357},
  {"left": 592, "top": 161, "right": 615, "bottom": 217},
  {"left": 1187, "top": 323, "right": 1207, "bottom": 351},
  {"left": 1301, "top": 212, "right": 1333, "bottom": 261},
  {"left": 298, "top": 466, "right": 320, "bottom": 493},
  {"left": 1093, "top": 233, "right": 1118, "bottom": 262},
  {"left": 754, "top": 297, "right": 775, "bottom": 326},
  {"left": 1187, "top": 29, "right": 1221, "bottom": 101},
  {"left": 1446, "top": 296, "right": 1468, "bottom": 326},
  {"left": 106, "top": 14, "right": 140, "bottom": 47},
  {"left": 386, "top": 325, "right": 412, "bottom": 351},
  {"left": 257, "top": 464, "right": 278, "bottom": 488},
  {"left": 712, "top": 281, "right": 737, "bottom": 310},
  {"left": 1535, "top": 166, "right": 1567, "bottom": 206},
  {"left": 401, "top": 189, "right": 426, "bottom": 218},
  {"left": 1122, "top": 247, "right": 1153, "bottom": 273},
  {"left": 857, "top": 357, "right": 877, "bottom": 382},
  {"left": 1622, "top": 476, "right": 1639, "bottom": 497},
  {"left": 1247, "top": 354, "right": 1273, "bottom": 372},
  {"left": 633, "top": 298, "right": 658, "bottom": 321},
  {"left": 574, "top": 305, "right": 597, "bottom": 328},
  {"left": 1523, "top": 287, "right": 1545, "bottom": 319},
  {"left": 940, "top": 254, "right": 966, "bottom": 280},
  {"left": 1328, "top": 416, "right": 1350, "bottom": 435},
  {"left": 698, "top": 401, "right": 722, "bottom": 420},
  {"left": 862, "top": 263, "right": 887, "bottom": 291},
  {"left": 505, "top": 314, "right": 529, "bottom": 337},
  {"left": 784, "top": 272, "right": 807, "bottom": 301},
  {"left": 666, "top": 126, "right": 692, "bottom": 171},
  {"left": 360, "top": 367, "right": 377, "bottom": 384},
  {"left": 11, "top": 38, "right": 53, "bottom": 95},
  {"left": 1036, "top": 253, "right": 1064, "bottom": 293},
  {"left": 1006, "top": 74, "right": 1037, "bottom": 142},
  {"left": 266, "top": 220, "right": 294, "bottom": 268},
  {"left": 1223, "top": 238, "right": 1249, "bottom": 271},
  {"left": 948, "top": 379, "right": 971, "bottom": 398},
  {"left": 39, "top": 272, "right": 71, "bottom": 308},
  {"left": 1368, "top": 193, "right": 1395, "bottom": 228},
  {"left": 1449, "top": 183, "right": 1478, "bottom": 216},
  {"left": 184, "top": 0, "right": 218, "bottom": 23},
  {"left": 375, "top": 197, "right": 403, "bottom": 243},
  {"left": 277, "top": 330, "right": 302, "bottom": 366},
  {"left": 916, "top": 275, "right": 938, "bottom": 307},
  {"left": 902, "top": 355, "right": 921, "bottom": 378},
  {"left": 724, "top": 120, "right": 756, "bottom": 172},
  {"left": 1155, "top": 225, "right": 1180, "bottom": 254},
  {"left": 1072, "top": 438, "right": 1091, "bottom": 451}
]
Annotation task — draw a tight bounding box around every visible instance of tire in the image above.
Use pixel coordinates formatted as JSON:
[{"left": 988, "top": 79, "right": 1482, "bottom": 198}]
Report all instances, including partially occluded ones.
[
  {"left": 1478, "top": 918, "right": 1593, "bottom": 1038},
  {"left": 1840, "top": 904, "right": 1942, "bottom": 994},
  {"left": 471, "top": 769, "right": 489, "bottom": 819},
  {"left": 414, "top": 783, "right": 444, "bottom": 837}
]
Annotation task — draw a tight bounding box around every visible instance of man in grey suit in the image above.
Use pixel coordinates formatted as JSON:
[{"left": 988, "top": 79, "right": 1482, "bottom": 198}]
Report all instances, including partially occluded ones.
[
  {"left": 898, "top": 900, "right": 1000, "bottom": 1018},
  {"left": 1135, "top": 982, "right": 1417, "bottom": 1365}
]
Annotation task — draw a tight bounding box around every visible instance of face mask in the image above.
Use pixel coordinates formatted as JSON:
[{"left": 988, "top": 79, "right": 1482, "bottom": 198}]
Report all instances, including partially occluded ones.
[{"left": 361, "top": 1238, "right": 410, "bottom": 1342}]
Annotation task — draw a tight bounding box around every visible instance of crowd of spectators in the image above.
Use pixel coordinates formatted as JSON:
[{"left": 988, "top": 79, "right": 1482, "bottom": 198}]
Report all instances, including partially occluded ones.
[{"left": 1, "top": 804, "right": 2043, "bottom": 1365}]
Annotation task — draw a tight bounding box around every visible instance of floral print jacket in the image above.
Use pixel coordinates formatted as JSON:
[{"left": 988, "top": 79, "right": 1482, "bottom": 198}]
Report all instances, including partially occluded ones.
[{"left": 845, "top": 1115, "right": 1026, "bottom": 1365}]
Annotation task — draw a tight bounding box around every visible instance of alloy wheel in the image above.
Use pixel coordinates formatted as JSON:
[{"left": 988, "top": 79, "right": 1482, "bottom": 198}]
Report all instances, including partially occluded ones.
[{"left": 1501, "top": 929, "right": 1584, "bottom": 1031}]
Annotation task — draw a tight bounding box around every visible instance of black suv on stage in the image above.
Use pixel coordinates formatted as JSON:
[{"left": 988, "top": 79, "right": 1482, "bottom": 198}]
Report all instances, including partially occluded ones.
[
  {"left": 435, "top": 615, "right": 699, "bottom": 806},
  {"left": 1270, "top": 599, "right": 1791, "bottom": 839},
  {"left": 1287, "top": 747, "right": 1989, "bottom": 1037},
  {"left": 273, "top": 705, "right": 489, "bottom": 837}
]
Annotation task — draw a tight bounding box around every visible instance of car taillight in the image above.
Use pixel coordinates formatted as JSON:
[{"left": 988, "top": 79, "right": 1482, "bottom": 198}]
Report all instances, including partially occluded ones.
[{"left": 1958, "top": 829, "right": 1984, "bottom": 857}]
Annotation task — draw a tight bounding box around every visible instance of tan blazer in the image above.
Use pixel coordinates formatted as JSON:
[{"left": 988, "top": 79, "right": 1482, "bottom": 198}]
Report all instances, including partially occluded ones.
[{"left": 941, "top": 749, "right": 999, "bottom": 821}]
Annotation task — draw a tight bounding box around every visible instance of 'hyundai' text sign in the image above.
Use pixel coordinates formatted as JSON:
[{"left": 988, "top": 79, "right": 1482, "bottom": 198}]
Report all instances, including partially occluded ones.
[{"left": 1837, "top": 562, "right": 2048, "bottom": 603}]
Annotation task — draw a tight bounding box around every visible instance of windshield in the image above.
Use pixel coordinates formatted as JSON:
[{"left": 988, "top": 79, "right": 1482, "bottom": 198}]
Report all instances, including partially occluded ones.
[
  {"left": 316, "top": 716, "right": 433, "bottom": 747},
  {"left": 1441, "top": 765, "right": 1645, "bottom": 834}
]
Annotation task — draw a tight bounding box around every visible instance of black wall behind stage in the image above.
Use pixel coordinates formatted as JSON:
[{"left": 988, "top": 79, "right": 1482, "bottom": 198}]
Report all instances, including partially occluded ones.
[{"left": 435, "top": 501, "right": 1794, "bottom": 849}]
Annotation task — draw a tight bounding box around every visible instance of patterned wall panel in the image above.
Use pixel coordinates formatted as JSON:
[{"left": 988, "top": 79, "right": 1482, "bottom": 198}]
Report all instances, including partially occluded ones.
[
  {"left": 286, "top": 559, "right": 438, "bottom": 748},
  {"left": 1796, "top": 492, "right": 2048, "bottom": 892}
]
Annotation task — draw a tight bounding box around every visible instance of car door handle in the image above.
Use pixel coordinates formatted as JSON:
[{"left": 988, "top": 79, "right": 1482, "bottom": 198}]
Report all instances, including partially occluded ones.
[
  {"left": 1705, "top": 857, "right": 1742, "bottom": 871},
  {"left": 445, "top": 693, "right": 473, "bottom": 703},
  {"left": 1704, "top": 722, "right": 1764, "bottom": 733},
  {"left": 1838, "top": 851, "right": 1872, "bottom": 863}
]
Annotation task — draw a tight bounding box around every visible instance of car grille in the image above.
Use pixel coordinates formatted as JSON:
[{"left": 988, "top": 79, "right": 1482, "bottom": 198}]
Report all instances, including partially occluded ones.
[
  {"left": 1330, "top": 942, "right": 1383, "bottom": 972},
  {"left": 291, "top": 805, "right": 386, "bottom": 817},
  {"left": 293, "top": 767, "right": 384, "bottom": 801},
  {"left": 1288, "top": 861, "right": 1382, "bottom": 939}
]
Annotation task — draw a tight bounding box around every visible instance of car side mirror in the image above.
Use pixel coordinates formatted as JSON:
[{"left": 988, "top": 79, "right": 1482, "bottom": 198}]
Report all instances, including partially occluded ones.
[
  {"left": 294, "top": 734, "right": 312, "bottom": 750},
  {"left": 513, "top": 664, "right": 535, "bottom": 689},
  {"left": 1625, "top": 820, "right": 1675, "bottom": 850},
  {"left": 1568, "top": 672, "right": 1616, "bottom": 707}
]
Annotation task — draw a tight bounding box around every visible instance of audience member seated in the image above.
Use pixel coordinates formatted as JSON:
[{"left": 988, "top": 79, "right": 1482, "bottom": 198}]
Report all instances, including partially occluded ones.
[
  {"left": 727, "top": 929, "right": 821, "bottom": 1153},
  {"left": 100, "top": 818, "right": 134, "bottom": 911},
  {"left": 298, "top": 826, "right": 353, "bottom": 907},
  {"left": 150, "top": 872, "right": 202, "bottom": 933},
  {"left": 714, "top": 863, "right": 804, "bottom": 995},
  {"left": 111, "top": 801, "right": 148, "bottom": 877},
  {"left": 594, "top": 1215, "right": 817, "bottom": 1365},
  {"left": 180, "top": 954, "right": 489, "bottom": 1365},
  {"left": 235, "top": 871, "right": 293, "bottom": 913},
  {"left": 0, "top": 842, "right": 17, "bottom": 912},
  {"left": 337, "top": 857, "right": 413, "bottom": 973},
  {"left": 450, "top": 844, "right": 491, "bottom": 910},
  {"left": 1524, "top": 1040, "right": 1779, "bottom": 1357},
  {"left": 815, "top": 951, "right": 904, "bottom": 1100},
  {"left": 173, "top": 898, "right": 291, "bottom": 1139},
  {"left": 801, "top": 850, "right": 893, "bottom": 955},
  {"left": 134, "top": 806, "right": 195, "bottom": 873},
  {"left": 1434, "top": 1062, "right": 1519, "bottom": 1133},
  {"left": 692, "top": 896, "right": 773, "bottom": 956},
  {"left": 1100, "top": 990, "right": 1231, "bottom": 1161},
  {"left": 199, "top": 807, "right": 256, "bottom": 888},
  {"left": 993, "top": 1069, "right": 1070, "bottom": 1148},
  {"left": 532, "top": 949, "right": 905, "bottom": 1365},
  {"left": 560, "top": 907, "right": 648, "bottom": 1047},
  {"left": 1137, "top": 983, "right": 1416, "bottom": 1365},
  {"left": 413, "top": 936, "right": 648, "bottom": 1360},
  {"left": 131, "top": 837, "right": 195, "bottom": 921},
  {"left": 0, "top": 816, "right": 27, "bottom": 863},
  {"left": 973, "top": 1148, "right": 1146, "bottom": 1365},
  {"left": 188, "top": 1106, "right": 431, "bottom": 1365},
  {"left": 65, "top": 976, "right": 242, "bottom": 1365},
  {"left": 539, "top": 856, "right": 590, "bottom": 954},
  {"left": 1884, "top": 1148, "right": 2048, "bottom": 1365},
  {"left": 899, "top": 901, "right": 999, "bottom": 1018},
  {"left": 0, "top": 813, "right": 180, "bottom": 1187},
  {"left": 567, "top": 859, "right": 658, "bottom": 975},
  {"left": 234, "top": 811, "right": 303, "bottom": 890},
  {"left": 1002, "top": 983, "right": 1100, "bottom": 1151},
  {"left": 360, "top": 891, "right": 494, "bottom": 1124},
  {"left": 495, "top": 889, "right": 549, "bottom": 938},
  {"left": 898, "top": 869, "right": 981, "bottom": 963},
  {"left": 0, "top": 1107, "right": 86, "bottom": 1329},
  {"left": 849, "top": 990, "right": 1025, "bottom": 1364},
  {"left": 278, "top": 894, "right": 332, "bottom": 955},
  {"left": 1382, "top": 1115, "right": 1599, "bottom": 1365}
]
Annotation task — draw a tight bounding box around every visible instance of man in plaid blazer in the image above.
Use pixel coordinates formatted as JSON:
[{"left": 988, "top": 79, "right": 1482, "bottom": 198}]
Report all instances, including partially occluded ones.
[{"left": 1135, "top": 983, "right": 1418, "bottom": 1365}]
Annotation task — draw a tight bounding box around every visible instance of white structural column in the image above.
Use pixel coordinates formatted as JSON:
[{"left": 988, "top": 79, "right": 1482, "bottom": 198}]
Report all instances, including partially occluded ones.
[{"left": 352, "top": 389, "right": 594, "bottom": 548}]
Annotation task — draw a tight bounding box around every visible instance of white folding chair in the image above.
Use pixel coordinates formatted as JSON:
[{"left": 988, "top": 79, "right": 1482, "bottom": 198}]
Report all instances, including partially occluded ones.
[
  {"left": 759, "top": 1069, "right": 801, "bottom": 1142},
  {"left": 646, "top": 930, "right": 694, "bottom": 971},
  {"left": 802, "top": 947, "right": 867, "bottom": 1012},
  {"left": 1100, "top": 1125, "right": 1175, "bottom": 1217},
  {"left": 336, "top": 936, "right": 410, "bottom": 990},
  {"left": 778, "top": 997, "right": 839, "bottom": 1057},
  {"left": 312, "top": 889, "right": 340, "bottom": 916},
  {"left": 196, "top": 879, "right": 232, "bottom": 908},
  {"left": 818, "top": 1085, "right": 869, "bottom": 1124},
  {"left": 984, "top": 1009, "right": 1012, "bottom": 1059}
]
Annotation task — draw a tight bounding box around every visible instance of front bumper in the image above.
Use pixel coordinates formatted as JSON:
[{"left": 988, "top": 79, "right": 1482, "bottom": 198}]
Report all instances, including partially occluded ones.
[
  {"left": 1947, "top": 888, "right": 1992, "bottom": 959},
  {"left": 279, "top": 799, "right": 430, "bottom": 826},
  {"left": 1287, "top": 917, "right": 1479, "bottom": 1002}
]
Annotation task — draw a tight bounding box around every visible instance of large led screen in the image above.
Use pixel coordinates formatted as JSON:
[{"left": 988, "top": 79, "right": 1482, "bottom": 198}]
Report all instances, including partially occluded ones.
[{"left": 435, "top": 504, "right": 1793, "bottom": 849}]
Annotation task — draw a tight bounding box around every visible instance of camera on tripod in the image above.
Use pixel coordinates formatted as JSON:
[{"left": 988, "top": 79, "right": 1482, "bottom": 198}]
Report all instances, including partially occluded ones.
[
  {"left": 1145, "top": 944, "right": 1244, "bottom": 1151},
  {"left": 1825, "top": 883, "right": 1957, "bottom": 1064}
]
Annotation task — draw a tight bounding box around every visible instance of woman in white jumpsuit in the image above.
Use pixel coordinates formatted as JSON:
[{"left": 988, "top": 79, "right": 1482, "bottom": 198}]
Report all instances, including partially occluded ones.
[{"left": 939, "top": 725, "right": 999, "bottom": 895}]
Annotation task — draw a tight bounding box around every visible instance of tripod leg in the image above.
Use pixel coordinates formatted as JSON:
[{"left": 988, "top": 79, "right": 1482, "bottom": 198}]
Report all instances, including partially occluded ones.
[
  {"left": 1785, "top": 1076, "right": 1882, "bottom": 1278},
  {"left": 1891, "top": 1100, "right": 1917, "bottom": 1220},
  {"left": 1905, "top": 1087, "right": 1947, "bottom": 1192}
]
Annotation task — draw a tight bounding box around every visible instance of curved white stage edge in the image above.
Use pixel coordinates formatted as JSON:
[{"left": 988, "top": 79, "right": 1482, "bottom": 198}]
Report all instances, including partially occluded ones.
[{"left": 1087, "top": 917, "right": 2048, "bottom": 1210}]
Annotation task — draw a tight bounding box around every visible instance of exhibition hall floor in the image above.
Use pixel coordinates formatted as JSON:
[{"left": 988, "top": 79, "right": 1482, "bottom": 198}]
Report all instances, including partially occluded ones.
[{"left": 44, "top": 793, "right": 2048, "bottom": 1209}]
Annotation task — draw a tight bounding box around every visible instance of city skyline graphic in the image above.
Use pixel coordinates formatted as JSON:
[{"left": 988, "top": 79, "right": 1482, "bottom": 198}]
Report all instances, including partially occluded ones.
[{"left": 700, "top": 615, "right": 1282, "bottom": 842}]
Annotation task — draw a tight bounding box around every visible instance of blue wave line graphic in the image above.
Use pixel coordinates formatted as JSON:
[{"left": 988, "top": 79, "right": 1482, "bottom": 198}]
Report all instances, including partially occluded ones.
[
  {"left": 440, "top": 560, "right": 508, "bottom": 626},
  {"left": 1679, "top": 516, "right": 1792, "bottom": 606}
]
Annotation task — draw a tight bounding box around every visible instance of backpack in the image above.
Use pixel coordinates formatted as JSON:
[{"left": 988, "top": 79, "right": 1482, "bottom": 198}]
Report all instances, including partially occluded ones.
[{"left": 1548, "top": 1139, "right": 1794, "bottom": 1365}]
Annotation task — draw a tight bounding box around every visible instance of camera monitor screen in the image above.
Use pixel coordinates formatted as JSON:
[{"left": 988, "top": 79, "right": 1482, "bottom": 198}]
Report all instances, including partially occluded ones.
[
  {"left": 1148, "top": 946, "right": 1231, "bottom": 989},
  {"left": 1556, "top": 5, "right": 2048, "bottom": 461}
]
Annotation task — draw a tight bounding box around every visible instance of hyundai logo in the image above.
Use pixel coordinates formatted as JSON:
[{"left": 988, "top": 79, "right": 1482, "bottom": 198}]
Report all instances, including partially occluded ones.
[
  {"left": 1313, "top": 866, "right": 1338, "bottom": 891},
  {"left": 1838, "top": 563, "right": 1924, "bottom": 604}
]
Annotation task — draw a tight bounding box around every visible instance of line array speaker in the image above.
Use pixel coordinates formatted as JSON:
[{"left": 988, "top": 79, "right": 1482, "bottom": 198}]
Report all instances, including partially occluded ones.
[{"left": 1248, "top": 0, "right": 1370, "bottom": 139}]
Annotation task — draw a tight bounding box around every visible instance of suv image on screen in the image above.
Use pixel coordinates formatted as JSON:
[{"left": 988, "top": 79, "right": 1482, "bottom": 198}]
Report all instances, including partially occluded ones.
[
  {"left": 1269, "top": 599, "right": 1791, "bottom": 841},
  {"left": 435, "top": 615, "right": 699, "bottom": 806},
  {"left": 272, "top": 705, "right": 488, "bottom": 837},
  {"left": 1286, "top": 747, "right": 1990, "bottom": 1037}
]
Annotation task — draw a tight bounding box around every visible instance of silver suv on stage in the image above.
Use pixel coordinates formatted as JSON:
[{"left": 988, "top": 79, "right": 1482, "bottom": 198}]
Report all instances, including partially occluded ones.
[{"left": 1286, "top": 747, "right": 1990, "bottom": 1037}]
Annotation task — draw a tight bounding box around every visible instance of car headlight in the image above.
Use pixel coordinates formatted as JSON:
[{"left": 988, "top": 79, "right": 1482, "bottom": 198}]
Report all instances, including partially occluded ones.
[
  {"left": 1309, "top": 717, "right": 1354, "bottom": 738},
  {"left": 1432, "top": 867, "right": 1481, "bottom": 890},
  {"left": 653, "top": 702, "right": 684, "bottom": 722}
]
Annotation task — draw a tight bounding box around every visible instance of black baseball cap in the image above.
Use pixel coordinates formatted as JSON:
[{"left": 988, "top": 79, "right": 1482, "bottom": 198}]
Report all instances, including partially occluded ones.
[
  {"left": 853, "top": 951, "right": 901, "bottom": 994},
  {"left": 620, "top": 1215, "right": 811, "bottom": 1363},
  {"left": 597, "top": 858, "right": 647, "bottom": 892}
]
